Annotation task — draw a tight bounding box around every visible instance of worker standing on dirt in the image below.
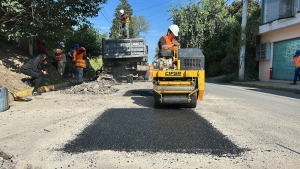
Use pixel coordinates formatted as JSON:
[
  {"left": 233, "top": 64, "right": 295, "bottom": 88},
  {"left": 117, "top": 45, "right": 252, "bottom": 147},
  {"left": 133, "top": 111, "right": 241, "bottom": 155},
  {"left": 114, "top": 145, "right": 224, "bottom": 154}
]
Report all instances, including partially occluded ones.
[
  {"left": 69, "top": 44, "right": 80, "bottom": 78},
  {"left": 20, "top": 53, "right": 48, "bottom": 96},
  {"left": 74, "top": 47, "right": 87, "bottom": 83},
  {"left": 157, "top": 24, "right": 180, "bottom": 69},
  {"left": 54, "top": 42, "right": 67, "bottom": 76},
  {"left": 120, "top": 9, "right": 130, "bottom": 39}
]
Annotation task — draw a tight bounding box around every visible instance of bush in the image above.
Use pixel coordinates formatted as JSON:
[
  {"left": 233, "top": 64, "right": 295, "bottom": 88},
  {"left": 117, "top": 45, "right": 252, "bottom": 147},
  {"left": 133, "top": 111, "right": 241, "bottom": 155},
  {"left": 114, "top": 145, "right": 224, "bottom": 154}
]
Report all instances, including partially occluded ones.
[{"left": 218, "top": 73, "right": 239, "bottom": 83}]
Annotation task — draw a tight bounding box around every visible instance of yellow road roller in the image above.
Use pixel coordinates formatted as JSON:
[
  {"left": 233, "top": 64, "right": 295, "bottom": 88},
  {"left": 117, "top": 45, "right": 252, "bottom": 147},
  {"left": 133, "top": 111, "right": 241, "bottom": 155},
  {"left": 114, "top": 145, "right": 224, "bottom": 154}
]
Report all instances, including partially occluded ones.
[{"left": 152, "top": 47, "right": 205, "bottom": 108}]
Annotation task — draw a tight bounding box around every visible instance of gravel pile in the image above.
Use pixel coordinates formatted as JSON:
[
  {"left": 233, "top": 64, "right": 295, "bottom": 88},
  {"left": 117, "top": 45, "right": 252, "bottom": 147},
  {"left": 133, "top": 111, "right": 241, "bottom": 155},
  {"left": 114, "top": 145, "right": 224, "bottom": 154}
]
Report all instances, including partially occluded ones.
[{"left": 61, "top": 74, "right": 120, "bottom": 95}]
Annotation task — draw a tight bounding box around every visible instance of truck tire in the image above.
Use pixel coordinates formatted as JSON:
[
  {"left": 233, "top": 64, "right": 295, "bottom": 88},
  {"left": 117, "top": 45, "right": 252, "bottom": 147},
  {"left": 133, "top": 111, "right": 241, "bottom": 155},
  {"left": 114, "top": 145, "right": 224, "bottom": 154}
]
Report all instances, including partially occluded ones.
[
  {"left": 138, "top": 75, "right": 144, "bottom": 80},
  {"left": 144, "top": 70, "right": 149, "bottom": 80}
]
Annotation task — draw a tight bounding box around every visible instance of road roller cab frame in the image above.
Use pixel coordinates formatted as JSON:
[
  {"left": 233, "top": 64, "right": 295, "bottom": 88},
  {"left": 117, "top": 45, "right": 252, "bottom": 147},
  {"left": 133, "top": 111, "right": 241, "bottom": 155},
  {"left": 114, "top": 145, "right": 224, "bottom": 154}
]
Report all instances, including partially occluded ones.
[{"left": 152, "top": 48, "right": 205, "bottom": 108}]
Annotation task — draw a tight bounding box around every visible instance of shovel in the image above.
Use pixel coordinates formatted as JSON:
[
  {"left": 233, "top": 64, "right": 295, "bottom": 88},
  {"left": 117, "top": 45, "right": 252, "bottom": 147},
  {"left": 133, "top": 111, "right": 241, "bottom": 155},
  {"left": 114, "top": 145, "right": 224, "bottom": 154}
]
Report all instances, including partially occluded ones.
[{"left": 7, "top": 89, "right": 32, "bottom": 102}]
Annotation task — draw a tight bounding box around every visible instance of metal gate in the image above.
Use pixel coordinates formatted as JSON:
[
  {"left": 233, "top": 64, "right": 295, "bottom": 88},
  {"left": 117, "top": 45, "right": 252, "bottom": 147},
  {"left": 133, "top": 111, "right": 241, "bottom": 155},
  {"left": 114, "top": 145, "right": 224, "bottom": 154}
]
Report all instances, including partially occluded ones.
[{"left": 272, "top": 38, "right": 300, "bottom": 80}]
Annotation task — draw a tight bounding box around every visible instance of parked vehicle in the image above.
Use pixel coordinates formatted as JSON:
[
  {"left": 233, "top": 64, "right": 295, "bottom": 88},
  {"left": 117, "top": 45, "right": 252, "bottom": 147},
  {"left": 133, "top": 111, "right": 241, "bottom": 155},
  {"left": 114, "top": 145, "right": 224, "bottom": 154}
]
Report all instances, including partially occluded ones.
[
  {"left": 152, "top": 47, "right": 205, "bottom": 108},
  {"left": 101, "top": 38, "right": 149, "bottom": 82}
]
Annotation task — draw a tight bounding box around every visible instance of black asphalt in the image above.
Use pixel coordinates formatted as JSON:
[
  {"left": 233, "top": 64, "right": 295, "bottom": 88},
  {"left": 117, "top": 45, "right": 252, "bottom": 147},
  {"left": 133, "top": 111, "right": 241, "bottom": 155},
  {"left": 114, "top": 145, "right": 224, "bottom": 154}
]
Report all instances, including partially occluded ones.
[{"left": 62, "top": 89, "right": 247, "bottom": 157}]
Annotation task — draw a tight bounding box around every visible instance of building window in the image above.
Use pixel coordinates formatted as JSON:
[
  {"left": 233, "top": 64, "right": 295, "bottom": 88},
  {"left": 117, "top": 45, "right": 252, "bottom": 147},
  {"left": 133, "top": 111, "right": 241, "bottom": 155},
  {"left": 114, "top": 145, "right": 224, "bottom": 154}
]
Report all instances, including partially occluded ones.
[{"left": 262, "top": 0, "right": 295, "bottom": 24}]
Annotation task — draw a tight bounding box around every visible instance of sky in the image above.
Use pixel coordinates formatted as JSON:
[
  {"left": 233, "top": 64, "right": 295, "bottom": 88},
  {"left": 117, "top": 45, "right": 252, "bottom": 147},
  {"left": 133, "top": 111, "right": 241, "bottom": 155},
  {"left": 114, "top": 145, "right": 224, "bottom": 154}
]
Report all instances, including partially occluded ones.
[{"left": 89, "top": 0, "right": 234, "bottom": 63}]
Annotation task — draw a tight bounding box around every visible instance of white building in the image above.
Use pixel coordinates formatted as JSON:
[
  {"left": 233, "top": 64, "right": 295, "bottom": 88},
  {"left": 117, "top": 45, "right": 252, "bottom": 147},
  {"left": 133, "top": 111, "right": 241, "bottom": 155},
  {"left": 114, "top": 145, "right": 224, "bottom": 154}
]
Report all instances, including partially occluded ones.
[{"left": 258, "top": 0, "right": 300, "bottom": 81}]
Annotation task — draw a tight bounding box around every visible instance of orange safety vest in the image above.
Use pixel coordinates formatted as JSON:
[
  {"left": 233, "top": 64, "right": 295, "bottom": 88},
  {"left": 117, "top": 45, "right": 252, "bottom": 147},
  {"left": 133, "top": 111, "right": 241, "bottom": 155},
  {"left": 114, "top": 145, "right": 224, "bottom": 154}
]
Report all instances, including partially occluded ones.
[
  {"left": 163, "top": 36, "right": 175, "bottom": 51},
  {"left": 54, "top": 48, "right": 63, "bottom": 61},
  {"left": 294, "top": 56, "right": 300, "bottom": 68},
  {"left": 72, "top": 48, "right": 77, "bottom": 62},
  {"left": 75, "top": 48, "right": 86, "bottom": 68},
  {"left": 121, "top": 14, "right": 130, "bottom": 23}
]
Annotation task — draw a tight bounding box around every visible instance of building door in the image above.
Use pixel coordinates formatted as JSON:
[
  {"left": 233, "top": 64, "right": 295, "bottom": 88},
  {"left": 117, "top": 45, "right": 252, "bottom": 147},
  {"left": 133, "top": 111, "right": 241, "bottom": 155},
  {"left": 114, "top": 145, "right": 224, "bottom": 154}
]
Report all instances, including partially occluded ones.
[{"left": 273, "top": 38, "right": 300, "bottom": 80}]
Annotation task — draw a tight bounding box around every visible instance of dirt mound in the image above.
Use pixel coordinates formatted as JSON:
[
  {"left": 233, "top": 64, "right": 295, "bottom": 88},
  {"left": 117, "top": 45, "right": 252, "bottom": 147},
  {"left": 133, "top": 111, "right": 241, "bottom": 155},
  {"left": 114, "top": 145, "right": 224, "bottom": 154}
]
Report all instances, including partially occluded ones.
[
  {"left": 0, "top": 41, "right": 67, "bottom": 92},
  {"left": 62, "top": 74, "right": 120, "bottom": 94}
]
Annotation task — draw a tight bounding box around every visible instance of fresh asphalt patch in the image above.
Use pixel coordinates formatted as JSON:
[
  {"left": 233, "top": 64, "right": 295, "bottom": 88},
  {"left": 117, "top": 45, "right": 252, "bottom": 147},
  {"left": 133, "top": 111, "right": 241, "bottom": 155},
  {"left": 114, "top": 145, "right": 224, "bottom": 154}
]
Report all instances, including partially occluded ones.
[{"left": 62, "top": 107, "right": 247, "bottom": 157}]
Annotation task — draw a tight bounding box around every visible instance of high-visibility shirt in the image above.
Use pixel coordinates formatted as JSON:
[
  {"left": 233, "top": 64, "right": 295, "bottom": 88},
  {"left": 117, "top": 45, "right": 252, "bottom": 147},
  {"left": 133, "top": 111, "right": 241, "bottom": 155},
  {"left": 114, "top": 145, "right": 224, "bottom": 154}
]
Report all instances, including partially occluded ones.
[
  {"left": 75, "top": 47, "right": 86, "bottom": 68},
  {"left": 163, "top": 36, "right": 175, "bottom": 51},
  {"left": 54, "top": 48, "right": 63, "bottom": 61},
  {"left": 72, "top": 48, "right": 77, "bottom": 62},
  {"left": 294, "top": 56, "right": 300, "bottom": 68},
  {"left": 121, "top": 14, "right": 130, "bottom": 23}
]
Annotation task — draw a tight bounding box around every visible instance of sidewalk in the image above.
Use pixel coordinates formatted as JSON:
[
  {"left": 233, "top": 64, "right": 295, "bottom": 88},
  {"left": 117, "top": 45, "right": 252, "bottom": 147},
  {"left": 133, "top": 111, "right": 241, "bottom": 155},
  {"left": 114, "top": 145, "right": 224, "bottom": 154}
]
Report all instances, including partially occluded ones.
[{"left": 231, "top": 80, "right": 300, "bottom": 93}]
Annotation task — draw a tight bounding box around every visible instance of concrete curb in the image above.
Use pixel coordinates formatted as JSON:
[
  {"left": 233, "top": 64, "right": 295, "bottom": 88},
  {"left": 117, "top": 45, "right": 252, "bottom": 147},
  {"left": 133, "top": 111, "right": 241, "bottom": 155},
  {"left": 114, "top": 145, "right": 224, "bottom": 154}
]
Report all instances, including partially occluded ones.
[
  {"left": 231, "top": 81, "right": 300, "bottom": 94},
  {"left": 8, "top": 82, "right": 73, "bottom": 103}
]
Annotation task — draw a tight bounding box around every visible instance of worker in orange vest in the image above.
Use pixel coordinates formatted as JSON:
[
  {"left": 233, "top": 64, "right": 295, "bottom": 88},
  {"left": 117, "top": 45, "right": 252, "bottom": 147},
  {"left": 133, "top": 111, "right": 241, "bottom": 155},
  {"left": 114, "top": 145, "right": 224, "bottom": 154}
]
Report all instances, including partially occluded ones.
[
  {"left": 74, "top": 47, "right": 87, "bottom": 83},
  {"left": 120, "top": 9, "right": 130, "bottom": 38},
  {"left": 54, "top": 42, "right": 67, "bottom": 76},
  {"left": 290, "top": 50, "right": 300, "bottom": 85},
  {"left": 157, "top": 24, "right": 180, "bottom": 69},
  {"left": 68, "top": 44, "right": 80, "bottom": 78}
]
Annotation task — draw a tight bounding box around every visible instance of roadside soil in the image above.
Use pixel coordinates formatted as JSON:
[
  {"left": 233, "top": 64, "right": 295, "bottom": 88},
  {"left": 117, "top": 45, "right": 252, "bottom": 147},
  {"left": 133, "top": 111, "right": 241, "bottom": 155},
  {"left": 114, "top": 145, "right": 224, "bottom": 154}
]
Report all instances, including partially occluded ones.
[
  {"left": 0, "top": 41, "right": 67, "bottom": 93},
  {"left": 0, "top": 42, "right": 97, "bottom": 168}
]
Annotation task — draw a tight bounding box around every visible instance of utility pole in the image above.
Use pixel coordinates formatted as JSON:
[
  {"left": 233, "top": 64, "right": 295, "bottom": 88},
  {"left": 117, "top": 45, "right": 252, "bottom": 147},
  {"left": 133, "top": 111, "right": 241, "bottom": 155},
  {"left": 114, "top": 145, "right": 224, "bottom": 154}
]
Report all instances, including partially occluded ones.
[{"left": 239, "top": 0, "right": 248, "bottom": 80}]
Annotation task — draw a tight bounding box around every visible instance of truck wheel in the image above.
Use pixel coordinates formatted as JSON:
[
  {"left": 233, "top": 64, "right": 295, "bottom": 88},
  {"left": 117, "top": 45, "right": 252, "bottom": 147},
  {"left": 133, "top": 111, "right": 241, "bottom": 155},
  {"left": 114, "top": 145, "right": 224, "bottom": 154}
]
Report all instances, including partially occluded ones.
[
  {"left": 138, "top": 75, "right": 144, "bottom": 80},
  {"left": 144, "top": 71, "right": 149, "bottom": 80}
]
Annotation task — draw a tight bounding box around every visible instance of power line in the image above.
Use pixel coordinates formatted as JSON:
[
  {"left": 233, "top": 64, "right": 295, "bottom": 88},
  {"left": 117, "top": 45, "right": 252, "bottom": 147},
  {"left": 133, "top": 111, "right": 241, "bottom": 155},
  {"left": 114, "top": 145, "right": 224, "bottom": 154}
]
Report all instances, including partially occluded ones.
[
  {"left": 103, "top": 8, "right": 111, "bottom": 19},
  {"left": 223, "top": 0, "right": 230, "bottom": 7},
  {"left": 135, "top": 0, "right": 173, "bottom": 12},
  {"left": 100, "top": 10, "right": 112, "bottom": 25}
]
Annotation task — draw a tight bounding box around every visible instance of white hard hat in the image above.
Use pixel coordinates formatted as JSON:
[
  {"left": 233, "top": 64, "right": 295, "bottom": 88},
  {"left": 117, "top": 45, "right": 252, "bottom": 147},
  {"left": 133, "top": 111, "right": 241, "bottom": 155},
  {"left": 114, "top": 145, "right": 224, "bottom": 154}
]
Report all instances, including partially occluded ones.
[
  {"left": 168, "top": 24, "right": 179, "bottom": 36},
  {"left": 120, "top": 9, "right": 124, "bottom": 14},
  {"left": 59, "top": 42, "right": 65, "bottom": 47}
]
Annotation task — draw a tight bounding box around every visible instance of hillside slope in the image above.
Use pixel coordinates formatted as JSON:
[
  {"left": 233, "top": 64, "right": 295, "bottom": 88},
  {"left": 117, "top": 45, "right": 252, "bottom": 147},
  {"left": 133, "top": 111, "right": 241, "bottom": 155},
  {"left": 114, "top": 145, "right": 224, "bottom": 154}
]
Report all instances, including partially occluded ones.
[{"left": 0, "top": 42, "right": 67, "bottom": 93}]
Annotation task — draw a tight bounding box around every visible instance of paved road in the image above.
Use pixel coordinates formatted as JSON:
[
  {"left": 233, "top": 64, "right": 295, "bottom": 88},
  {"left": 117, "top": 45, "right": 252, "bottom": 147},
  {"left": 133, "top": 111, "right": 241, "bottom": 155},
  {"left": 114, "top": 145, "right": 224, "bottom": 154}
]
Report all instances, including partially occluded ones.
[{"left": 0, "top": 81, "right": 300, "bottom": 168}]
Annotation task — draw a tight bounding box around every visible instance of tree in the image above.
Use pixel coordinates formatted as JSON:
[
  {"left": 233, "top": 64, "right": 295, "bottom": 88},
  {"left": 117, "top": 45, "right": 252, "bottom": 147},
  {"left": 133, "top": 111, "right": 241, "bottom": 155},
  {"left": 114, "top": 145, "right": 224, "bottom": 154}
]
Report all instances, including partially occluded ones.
[
  {"left": 168, "top": 0, "right": 261, "bottom": 79},
  {"left": 169, "top": 0, "right": 230, "bottom": 76},
  {"left": 109, "top": 0, "right": 149, "bottom": 38},
  {"left": 109, "top": 0, "right": 133, "bottom": 38},
  {"left": 222, "top": 0, "right": 260, "bottom": 79},
  {"left": 0, "top": 0, "right": 107, "bottom": 40},
  {"left": 65, "top": 25, "right": 107, "bottom": 59},
  {"left": 130, "top": 15, "right": 149, "bottom": 38}
]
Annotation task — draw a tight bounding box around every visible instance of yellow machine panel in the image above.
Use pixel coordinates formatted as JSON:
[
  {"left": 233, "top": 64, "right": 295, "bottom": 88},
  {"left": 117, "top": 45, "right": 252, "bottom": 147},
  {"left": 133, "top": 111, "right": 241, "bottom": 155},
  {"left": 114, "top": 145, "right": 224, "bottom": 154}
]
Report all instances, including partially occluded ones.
[{"left": 152, "top": 48, "right": 205, "bottom": 108}]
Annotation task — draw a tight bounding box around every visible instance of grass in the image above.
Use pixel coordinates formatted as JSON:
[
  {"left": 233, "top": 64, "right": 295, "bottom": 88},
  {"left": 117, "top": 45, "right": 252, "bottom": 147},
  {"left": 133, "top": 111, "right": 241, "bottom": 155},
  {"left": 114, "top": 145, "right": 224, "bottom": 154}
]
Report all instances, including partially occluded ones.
[{"left": 89, "top": 58, "right": 102, "bottom": 71}]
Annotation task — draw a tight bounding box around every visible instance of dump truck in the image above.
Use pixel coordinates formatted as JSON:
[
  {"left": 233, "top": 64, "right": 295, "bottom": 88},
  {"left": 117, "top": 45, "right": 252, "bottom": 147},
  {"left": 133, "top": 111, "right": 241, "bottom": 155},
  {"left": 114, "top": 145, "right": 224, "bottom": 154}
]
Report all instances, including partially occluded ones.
[
  {"left": 152, "top": 47, "right": 205, "bottom": 108},
  {"left": 101, "top": 38, "right": 149, "bottom": 82}
]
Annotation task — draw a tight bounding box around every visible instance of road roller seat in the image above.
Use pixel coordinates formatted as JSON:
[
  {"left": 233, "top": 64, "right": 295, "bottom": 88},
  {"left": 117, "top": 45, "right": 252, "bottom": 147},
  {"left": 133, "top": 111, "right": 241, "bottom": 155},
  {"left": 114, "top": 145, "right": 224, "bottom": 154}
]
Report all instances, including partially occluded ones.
[{"left": 158, "top": 49, "right": 174, "bottom": 58}]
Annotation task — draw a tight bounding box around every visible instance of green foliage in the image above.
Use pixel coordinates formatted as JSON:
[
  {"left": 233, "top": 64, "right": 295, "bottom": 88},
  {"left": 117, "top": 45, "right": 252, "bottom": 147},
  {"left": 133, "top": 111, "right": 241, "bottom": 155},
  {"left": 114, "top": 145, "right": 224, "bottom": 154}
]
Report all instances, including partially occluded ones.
[
  {"left": 0, "top": 0, "right": 107, "bottom": 40},
  {"left": 206, "top": 62, "right": 223, "bottom": 77},
  {"left": 130, "top": 15, "right": 149, "bottom": 38},
  {"left": 223, "top": 0, "right": 261, "bottom": 79},
  {"left": 218, "top": 73, "right": 239, "bottom": 83},
  {"left": 109, "top": 0, "right": 133, "bottom": 38},
  {"left": 65, "top": 25, "right": 107, "bottom": 59},
  {"left": 169, "top": 0, "right": 261, "bottom": 79},
  {"left": 221, "top": 19, "right": 241, "bottom": 75},
  {"left": 170, "top": 0, "right": 230, "bottom": 48},
  {"left": 89, "top": 58, "right": 103, "bottom": 71}
]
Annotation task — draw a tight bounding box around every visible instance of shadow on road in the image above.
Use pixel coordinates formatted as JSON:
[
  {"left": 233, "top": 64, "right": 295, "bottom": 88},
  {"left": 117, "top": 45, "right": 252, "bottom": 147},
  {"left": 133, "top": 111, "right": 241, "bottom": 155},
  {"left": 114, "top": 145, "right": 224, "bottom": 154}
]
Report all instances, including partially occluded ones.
[
  {"left": 62, "top": 108, "right": 247, "bottom": 157},
  {"left": 124, "top": 89, "right": 154, "bottom": 108}
]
